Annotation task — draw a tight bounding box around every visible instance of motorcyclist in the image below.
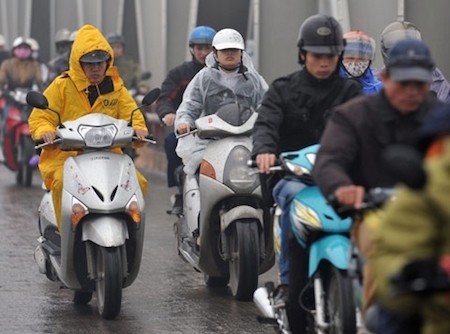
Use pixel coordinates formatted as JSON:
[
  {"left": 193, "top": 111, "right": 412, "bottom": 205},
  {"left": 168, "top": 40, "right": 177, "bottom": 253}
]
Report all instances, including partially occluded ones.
[
  {"left": 380, "top": 20, "right": 450, "bottom": 103},
  {"left": 251, "top": 14, "right": 361, "bottom": 332},
  {"left": 372, "top": 103, "right": 450, "bottom": 334},
  {"left": 174, "top": 28, "right": 268, "bottom": 244},
  {"left": 28, "top": 24, "right": 149, "bottom": 232},
  {"left": 339, "top": 30, "right": 383, "bottom": 95},
  {"left": 312, "top": 38, "right": 439, "bottom": 334},
  {"left": 155, "top": 25, "right": 216, "bottom": 215},
  {"left": 0, "top": 37, "right": 42, "bottom": 127},
  {"left": 0, "top": 36, "right": 42, "bottom": 91},
  {"left": 47, "top": 28, "right": 73, "bottom": 83},
  {"left": 106, "top": 33, "right": 143, "bottom": 91}
]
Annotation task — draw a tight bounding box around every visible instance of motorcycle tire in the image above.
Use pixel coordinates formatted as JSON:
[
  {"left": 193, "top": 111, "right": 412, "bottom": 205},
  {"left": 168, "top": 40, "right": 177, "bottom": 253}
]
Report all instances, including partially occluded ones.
[
  {"left": 323, "top": 265, "right": 357, "bottom": 334},
  {"left": 95, "top": 246, "right": 123, "bottom": 319},
  {"left": 16, "top": 136, "right": 35, "bottom": 187},
  {"left": 73, "top": 291, "right": 93, "bottom": 305},
  {"left": 204, "top": 274, "right": 228, "bottom": 288},
  {"left": 228, "top": 220, "right": 260, "bottom": 301}
]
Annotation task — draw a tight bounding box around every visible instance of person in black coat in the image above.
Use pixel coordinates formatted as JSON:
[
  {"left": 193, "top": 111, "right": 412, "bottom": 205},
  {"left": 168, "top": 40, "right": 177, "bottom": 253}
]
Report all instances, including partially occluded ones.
[
  {"left": 155, "top": 26, "right": 216, "bottom": 214},
  {"left": 252, "top": 14, "right": 361, "bottom": 333},
  {"left": 313, "top": 38, "right": 439, "bottom": 334}
]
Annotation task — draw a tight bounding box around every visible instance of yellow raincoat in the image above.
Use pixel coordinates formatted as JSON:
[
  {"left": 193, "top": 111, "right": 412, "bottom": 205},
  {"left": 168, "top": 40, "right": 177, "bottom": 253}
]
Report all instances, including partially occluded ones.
[{"left": 28, "top": 24, "right": 148, "bottom": 230}]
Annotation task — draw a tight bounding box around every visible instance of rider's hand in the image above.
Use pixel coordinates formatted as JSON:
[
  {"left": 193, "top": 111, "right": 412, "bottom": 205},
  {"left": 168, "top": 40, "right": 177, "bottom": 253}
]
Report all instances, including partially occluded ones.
[
  {"left": 256, "top": 153, "right": 277, "bottom": 174},
  {"left": 42, "top": 131, "right": 56, "bottom": 144},
  {"left": 134, "top": 128, "right": 149, "bottom": 140},
  {"left": 177, "top": 122, "right": 191, "bottom": 135},
  {"left": 334, "top": 185, "right": 365, "bottom": 209},
  {"left": 162, "top": 113, "right": 176, "bottom": 127}
]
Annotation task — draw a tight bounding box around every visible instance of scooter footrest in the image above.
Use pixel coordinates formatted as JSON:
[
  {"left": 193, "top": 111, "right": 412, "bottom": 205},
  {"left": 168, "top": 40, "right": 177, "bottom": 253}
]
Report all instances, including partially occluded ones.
[{"left": 41, "top": 240, "right": 61, "bottom": 256}]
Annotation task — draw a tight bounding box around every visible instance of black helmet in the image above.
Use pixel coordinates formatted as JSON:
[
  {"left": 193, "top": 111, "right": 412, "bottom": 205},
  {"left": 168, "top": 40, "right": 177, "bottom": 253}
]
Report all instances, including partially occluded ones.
[
  {"left": 106, "top": 33, "right": 125, "bottom": 45},
  {"left": 297, "top": 14, "right": 344, "bottom": 54}
]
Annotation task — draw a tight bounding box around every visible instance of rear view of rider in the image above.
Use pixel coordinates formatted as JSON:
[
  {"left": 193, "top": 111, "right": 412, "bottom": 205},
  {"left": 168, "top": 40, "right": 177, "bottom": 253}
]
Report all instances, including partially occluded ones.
[
  {"left": 251, "top": 14, "right": 361, "bottom": 333},
  {"left": 339, "top": 30, "right": 383, "bottom": 95},
  {"left": 155, "top": 25, "right": 216, "bottom": 215},
  {"left": 380, "top": 20, "right": 450, "bottom": 103},
  {"left": 372, "top": 103, "right": 450, "bottom": 334}
]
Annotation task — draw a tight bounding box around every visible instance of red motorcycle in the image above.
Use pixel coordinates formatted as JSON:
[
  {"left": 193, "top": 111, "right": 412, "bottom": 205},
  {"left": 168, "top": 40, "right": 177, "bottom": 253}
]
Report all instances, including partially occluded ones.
[{"left": 1, "top": 88, "right": 37, "bottom": 186}]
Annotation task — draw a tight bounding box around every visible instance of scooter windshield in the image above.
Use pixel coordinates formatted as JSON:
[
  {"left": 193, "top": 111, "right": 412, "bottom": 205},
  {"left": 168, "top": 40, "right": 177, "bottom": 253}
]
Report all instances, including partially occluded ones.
[{"left": 214, "top": 104, "right": 254, "bottom": 127}]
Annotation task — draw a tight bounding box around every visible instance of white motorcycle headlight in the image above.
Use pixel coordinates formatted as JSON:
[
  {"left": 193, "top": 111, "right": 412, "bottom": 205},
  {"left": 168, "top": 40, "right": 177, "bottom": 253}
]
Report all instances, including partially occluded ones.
[
  {"left": 224, "top": 145, "right": 259, "bottom": 192},
  {"left": 78, "top": 124, "right": 117, "bottom": 147}
]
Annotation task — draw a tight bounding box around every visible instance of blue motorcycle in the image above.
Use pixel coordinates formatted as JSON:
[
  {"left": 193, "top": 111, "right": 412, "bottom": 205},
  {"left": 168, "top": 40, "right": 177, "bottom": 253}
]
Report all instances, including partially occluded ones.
[{"left": 254, "top": 144, "right": 357, "bottom": 334}]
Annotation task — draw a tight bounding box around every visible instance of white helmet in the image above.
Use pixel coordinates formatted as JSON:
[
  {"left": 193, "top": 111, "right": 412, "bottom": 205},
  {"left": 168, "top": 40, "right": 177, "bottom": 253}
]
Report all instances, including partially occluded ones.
[
  {"left": 212, "top": 28, "right": 245, "bottom": 50},
  {"left": 69, "top": 30, "right": 78, "bottom": 42},
  {"left": 12, "top": 36, "right": 31, "bottom": 49},
  {"left": 27, "top": 38, "right": 39, "bottom": 51},
  {"left": 55, "top": 28, "right": 71, "bottom": 44}
]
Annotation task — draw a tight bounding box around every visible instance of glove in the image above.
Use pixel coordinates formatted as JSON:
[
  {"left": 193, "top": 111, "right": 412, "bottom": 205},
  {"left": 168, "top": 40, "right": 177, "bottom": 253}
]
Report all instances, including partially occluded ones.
[{"left": 390, "top": 258, "right": 450, "bottom": 295}]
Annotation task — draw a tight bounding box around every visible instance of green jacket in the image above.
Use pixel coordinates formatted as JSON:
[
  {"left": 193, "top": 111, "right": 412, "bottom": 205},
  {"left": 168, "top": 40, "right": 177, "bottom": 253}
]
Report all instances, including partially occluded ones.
[
  {"left": 114, "top": 55, "right": 142, "bottom": 89},
  {"left": 372, "top": 140, "right": 450, "bottom": 334}
]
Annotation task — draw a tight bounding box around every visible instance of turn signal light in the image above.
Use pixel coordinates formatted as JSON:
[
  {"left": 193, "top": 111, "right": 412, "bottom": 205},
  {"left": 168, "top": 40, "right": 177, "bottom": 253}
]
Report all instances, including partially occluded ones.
[
  {"left": 127, "top": 200, "right": 141, "bottom": 223},
  {"left": 71, "top": 202, "right": 87, "bottom": 225}
]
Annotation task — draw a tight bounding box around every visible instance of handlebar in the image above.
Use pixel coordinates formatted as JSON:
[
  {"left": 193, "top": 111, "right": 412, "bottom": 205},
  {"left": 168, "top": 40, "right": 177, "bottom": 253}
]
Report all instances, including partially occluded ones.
[
  {"left": 328, "top": 187, "right": 395, "bottom": 219},
  {"left": 176, "top": 128, "right": 198, "bottom": 139},
  {"left": 390, "top": 259, "right": 450, "bottom": 296}
]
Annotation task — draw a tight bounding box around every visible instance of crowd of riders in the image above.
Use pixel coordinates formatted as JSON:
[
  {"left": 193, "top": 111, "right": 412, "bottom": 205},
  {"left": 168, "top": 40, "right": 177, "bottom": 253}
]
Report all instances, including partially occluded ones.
[{"left": 1, "top": 12, "right": 450, "bottom": 333}]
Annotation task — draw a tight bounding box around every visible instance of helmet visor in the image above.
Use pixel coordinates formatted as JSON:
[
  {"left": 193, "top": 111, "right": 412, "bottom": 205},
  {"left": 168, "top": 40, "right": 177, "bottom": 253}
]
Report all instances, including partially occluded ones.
[
  {"left": 382, "top": 29, "right": 421, "bottom": 50},
  {"left": 344, "top": 37, "right": 376, "bottom": 61}
]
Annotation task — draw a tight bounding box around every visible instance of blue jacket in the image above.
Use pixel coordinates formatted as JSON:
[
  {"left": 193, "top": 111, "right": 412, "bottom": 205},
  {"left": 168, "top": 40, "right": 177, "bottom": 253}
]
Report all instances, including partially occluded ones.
[{"left": 339, "top": 66, "right": 383, "bottom": 96}]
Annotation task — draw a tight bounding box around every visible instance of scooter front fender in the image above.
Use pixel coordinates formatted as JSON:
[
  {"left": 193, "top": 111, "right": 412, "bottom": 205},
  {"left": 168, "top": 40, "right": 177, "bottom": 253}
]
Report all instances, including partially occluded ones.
[
  {"left": 220, "top": 205, "right": 264, "bottom": 233},
  {"left": 82, "top": 216, "right": 129, "bottom": 247},
  {"left": 308, "top": 234, "right": 351, "bottom": 278}
]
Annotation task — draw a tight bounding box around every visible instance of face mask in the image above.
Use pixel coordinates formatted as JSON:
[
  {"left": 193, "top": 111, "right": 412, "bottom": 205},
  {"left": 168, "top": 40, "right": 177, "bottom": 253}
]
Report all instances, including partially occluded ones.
[
  {"left": 343, "top": 60, "right": 370, "bottom": 78},
  {"left": 13, "top": 47, "right": 32, "bottom": 60}
]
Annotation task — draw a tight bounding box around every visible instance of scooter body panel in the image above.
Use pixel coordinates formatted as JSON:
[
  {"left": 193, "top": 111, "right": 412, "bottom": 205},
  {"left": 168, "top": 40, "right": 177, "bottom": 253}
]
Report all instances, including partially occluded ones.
[
  {"left": 308, "top": 234, "right": 351, "bottom": 277},
  {"left": 196, "top": 136, "right": 272, "bottom": 276}
]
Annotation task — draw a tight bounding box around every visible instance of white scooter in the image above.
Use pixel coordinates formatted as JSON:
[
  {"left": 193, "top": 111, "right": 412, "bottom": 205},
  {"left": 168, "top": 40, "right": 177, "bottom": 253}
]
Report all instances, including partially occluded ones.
[
  {"left": 27, "top": 88, "right": 160, "bottom": 319},
  {"left": 174, "top": 104, "right": 275, "bottom": 301}
]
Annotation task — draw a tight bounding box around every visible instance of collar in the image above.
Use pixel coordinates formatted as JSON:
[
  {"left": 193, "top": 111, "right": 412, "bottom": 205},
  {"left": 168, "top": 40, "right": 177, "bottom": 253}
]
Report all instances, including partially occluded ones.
[{"left": 378, "top": 90, "right": 430, "bottom": 123}]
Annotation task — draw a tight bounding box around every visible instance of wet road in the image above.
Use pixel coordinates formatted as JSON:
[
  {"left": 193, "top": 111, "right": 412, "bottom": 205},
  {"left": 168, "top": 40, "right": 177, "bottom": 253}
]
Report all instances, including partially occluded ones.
[{"left": 0, "top": 157, "right": 277, "bottom": 334}]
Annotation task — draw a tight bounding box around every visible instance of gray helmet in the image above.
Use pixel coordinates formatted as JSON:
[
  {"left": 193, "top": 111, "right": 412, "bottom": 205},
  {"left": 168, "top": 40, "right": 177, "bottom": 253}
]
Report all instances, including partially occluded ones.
[
  {"left": 297, "top": 14, "right": 345, "bottom": 54},
  {"left": 55, "top": 29, "right": 71, "bottom": 43},
  {"left": 380, "top": 21, "right": 421, "bottom": 65},
  {"left": 106, "top": 33, "right": 125, "bottom": 45}
]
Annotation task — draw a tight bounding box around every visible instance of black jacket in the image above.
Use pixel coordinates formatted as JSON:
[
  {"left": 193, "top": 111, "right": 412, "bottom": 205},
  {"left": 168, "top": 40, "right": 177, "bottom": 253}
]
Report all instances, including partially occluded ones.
[
  {"left": 313, "top": 91, "right": 439, "bottom": 198},
  {"left": 155, "top": 58, "right": 205, "bottom": 122},
  {"left": 252, "top": 69, "right": 361, "bottom": 156}
]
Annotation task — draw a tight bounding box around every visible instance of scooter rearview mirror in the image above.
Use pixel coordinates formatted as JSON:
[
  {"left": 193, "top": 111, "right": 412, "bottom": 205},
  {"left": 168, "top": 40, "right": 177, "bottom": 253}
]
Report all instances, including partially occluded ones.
[
  {"left": 26, "top": 91, "right": 64, "bottom": 128},
  {"left": 26, "top": 91, "right": 48, "bottom": 109},
  {"left": 129, "top": 88, "right": 161, "bottom": 126},
  {"left": 141, "top": 87, "right": 160, "bottom": 106},
  {"left": 382, "top": 144, "right": 427, "bottom": 190}
]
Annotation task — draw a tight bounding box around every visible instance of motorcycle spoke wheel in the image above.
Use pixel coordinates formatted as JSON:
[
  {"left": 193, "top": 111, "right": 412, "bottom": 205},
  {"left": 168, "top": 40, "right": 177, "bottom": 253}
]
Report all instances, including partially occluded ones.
[
  {"left": 324, "top": 266, "right": 357, "bottom": 334},
  {"left": 228, "top": 221, "right": 259, "bottom": 301},
  {"left": 95, "top": 246, "right": 123, "bottom": 319}
]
